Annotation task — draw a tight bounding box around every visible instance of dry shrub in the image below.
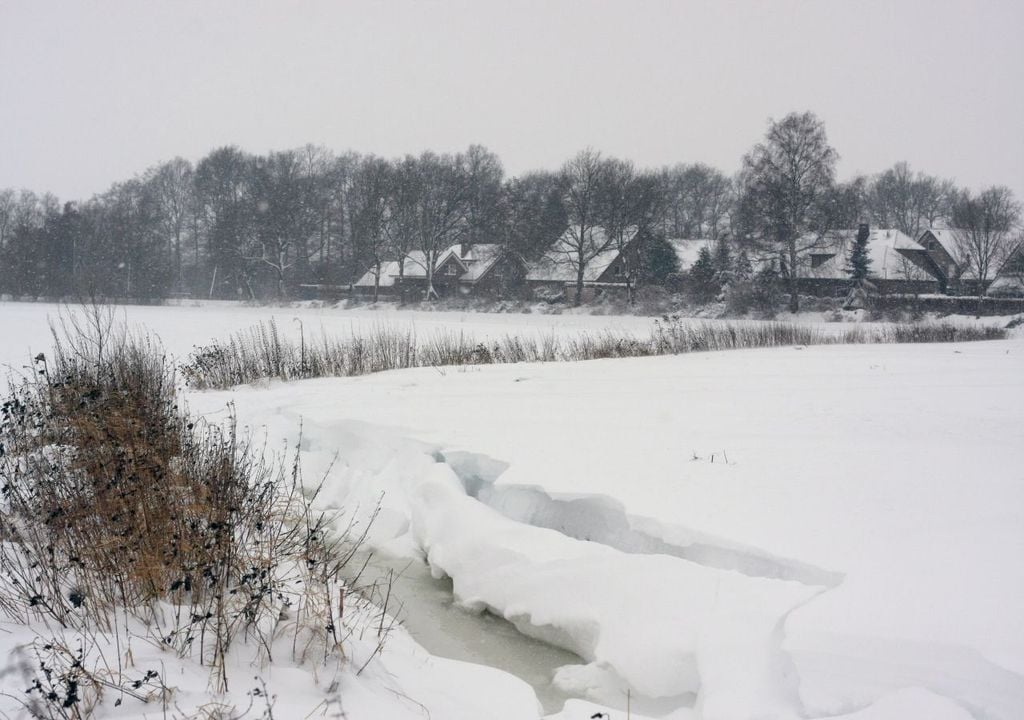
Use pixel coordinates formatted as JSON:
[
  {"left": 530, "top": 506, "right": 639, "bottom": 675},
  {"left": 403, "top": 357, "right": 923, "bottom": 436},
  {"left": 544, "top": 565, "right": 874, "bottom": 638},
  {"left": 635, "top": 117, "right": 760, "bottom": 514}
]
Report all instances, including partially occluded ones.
[{"left": 0, "top": 306, "right": 370, "bottom": 715}]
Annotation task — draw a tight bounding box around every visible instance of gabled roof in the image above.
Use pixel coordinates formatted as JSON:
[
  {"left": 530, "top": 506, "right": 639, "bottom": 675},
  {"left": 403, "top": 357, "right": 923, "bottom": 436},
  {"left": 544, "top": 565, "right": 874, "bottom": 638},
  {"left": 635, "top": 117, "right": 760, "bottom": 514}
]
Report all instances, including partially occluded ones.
[
  {"left": 918, "top": 228, "right": 958, "bottom": 257},
  {"left": 435, "top": 250, "right": 469, "bottom": 275},
  {"left": 456, "top": 244, "right": 506, "bottom": 283},
  {"left": 526, "top": 226, "right": 638, "bottom": 283},
  {"left": 354, "top": 259, "right": 401, "bottom": 288},
  {"left": 917, "top": 228, "right": 1023, "bottom": 281},
  {"left": 353, "top": 244, "right": 506, "bottom": 287},
  {"left": 788, "top": 228, "right": 931, "bottom": 280}
]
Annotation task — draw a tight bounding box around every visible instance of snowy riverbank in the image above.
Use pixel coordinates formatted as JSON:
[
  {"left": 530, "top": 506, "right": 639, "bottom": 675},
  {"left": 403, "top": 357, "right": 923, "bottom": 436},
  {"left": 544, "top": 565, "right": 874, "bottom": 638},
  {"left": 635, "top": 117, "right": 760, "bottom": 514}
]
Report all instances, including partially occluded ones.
[{"left": 2, "top": 301, "right": 1022, "bottom": 719}]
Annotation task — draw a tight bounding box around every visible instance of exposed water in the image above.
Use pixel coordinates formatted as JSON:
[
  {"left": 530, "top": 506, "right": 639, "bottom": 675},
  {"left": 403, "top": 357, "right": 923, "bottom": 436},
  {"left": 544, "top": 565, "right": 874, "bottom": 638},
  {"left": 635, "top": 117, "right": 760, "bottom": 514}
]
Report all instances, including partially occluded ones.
[{"left": 348, "top": 550, "right": 582, "bottom": 714}]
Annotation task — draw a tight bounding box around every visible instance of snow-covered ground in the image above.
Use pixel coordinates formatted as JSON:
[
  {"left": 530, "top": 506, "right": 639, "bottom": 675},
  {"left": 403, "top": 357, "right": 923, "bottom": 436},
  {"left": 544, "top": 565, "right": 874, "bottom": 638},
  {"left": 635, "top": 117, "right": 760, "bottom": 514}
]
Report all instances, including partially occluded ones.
[
  {"left": 2, "top": 301, "right": 1022, "bottom": 719},
  {"left": 187, "top": 335, "right": 1024, "bottom": 718},
  {"left": 1, "top": 299, "right": 1010, "bottom": 371},
  {"left": 0, "top": 300, "right": 660, "bottom": 371}
]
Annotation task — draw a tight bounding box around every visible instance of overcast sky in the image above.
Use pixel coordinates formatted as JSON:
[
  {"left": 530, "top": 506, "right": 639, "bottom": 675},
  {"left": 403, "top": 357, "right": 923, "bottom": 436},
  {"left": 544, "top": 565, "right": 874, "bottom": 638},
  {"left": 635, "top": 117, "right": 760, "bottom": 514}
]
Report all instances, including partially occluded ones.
[{"left": 1, "top": 0, "right": 1022, "bottom": 202}]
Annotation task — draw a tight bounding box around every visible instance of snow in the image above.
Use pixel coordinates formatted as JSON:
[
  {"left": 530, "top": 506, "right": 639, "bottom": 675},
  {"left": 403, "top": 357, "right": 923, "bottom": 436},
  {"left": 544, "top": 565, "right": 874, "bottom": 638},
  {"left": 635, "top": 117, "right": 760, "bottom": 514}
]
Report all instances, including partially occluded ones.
[
  {"left": 2, "top": 300, "right": 1022, "bottom": 719},
  {"left": 776, "top": 227, "right": 932, "bottom": 281},
  {"left": 352, "top": 243, "right": 505, "bottom": 288},
  {"left": 184, "top": 333, "right": 1024, "bottom": 718},
  {"left": 819, "top": 687, "right": 975, "bottom": 719},
  {"left": 408, "top": 461, "right": 820, "bottom": 717},
  {"left": 0, "top": 300, "right": 657, "bottom": 371},
  {"left": 525, "top": 227, "right": 636, "bottom": 283},
  {"left": 668, "top": 238, "right": 714, "bottom": 271},
  {"left": 0, "top": 598, "right": 542, "bottom": 720}
]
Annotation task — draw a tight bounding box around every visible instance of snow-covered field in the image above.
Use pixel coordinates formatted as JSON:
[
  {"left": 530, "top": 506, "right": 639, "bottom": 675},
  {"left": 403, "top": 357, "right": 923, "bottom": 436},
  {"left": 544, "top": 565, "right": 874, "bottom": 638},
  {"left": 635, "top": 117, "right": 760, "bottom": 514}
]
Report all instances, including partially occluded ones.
[
  {"left": 2, "top": 301, "right": 1023, "bottom": 720},
  {"left": 0, "top": 301, "right": 659, "bottom": 370}
]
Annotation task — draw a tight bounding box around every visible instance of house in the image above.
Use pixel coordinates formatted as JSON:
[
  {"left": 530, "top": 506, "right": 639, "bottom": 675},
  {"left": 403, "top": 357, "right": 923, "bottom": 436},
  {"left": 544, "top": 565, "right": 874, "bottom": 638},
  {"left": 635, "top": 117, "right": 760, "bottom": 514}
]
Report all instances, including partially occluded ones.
[
  {"left": 756, "top": 225, "right": 941, "bottom": 296},
  {"left": 983, "top": 243, "right": 1024, "bottom": 297},
  {"left": 525, "top": 226, "right": 640, "bottom": 303},
  {"left": 353, "top": 243, "right": 522, "bottom": 299},
  {"left": 915, "top": 228, "right": 1023, "bottom": 295},
  {"left": 915, "top": 229, "right": 961, "bottom": 292}
]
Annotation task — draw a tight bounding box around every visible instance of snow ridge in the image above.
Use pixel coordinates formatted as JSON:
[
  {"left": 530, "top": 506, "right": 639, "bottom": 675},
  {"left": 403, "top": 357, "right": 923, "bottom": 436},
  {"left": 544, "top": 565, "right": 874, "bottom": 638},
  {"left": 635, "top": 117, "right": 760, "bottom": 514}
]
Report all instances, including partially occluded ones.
[
  {"left": 442, "top": 450, "right": 844, "bottom": 589},
  {"left": 437, "top": 449, "right": 1024, "bottom": 720}
]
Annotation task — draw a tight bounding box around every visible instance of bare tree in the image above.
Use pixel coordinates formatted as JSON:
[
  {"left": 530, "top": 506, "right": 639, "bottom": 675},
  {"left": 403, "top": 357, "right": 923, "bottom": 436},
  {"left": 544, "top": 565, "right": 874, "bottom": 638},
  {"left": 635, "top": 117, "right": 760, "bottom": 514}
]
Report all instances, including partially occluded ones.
[
  {"left": 598, "top": 161, "right": 664, "bottom": 300},
  {"left": 146, "top": 158, "right": 194, "bottom": 288},
  {"left": 949, "top": 186, "right": 1022, "bottom": 291},
  {"left": 244, "top": 150, "right": 322, "bottom": 298},
  {"left": 737, "top": 112, "right": 838, "bottom": 312},
  {"left": 560, "top": 148, "right": 610, "bottom": 305},
  {"left": 381, "top": 156, "right": 421, "bottom": 296},
  {"left": 414, "top": 152, "right": 471, "bottom": 300},
  {"left": 499, "top": 171, "right": 567, "bottom": 261},
  {"left": 349, "top": 156, "right": 392, "bottom": 301},
  {"left": 299, "top": 144, "right": 338, "bottom": 281},
  {"left": 463, "top": 144, "right": 504, "bottom": 248},
  {"left": 0, "top": 189, "right": 14, "bottom": 251},
  {"left": 660, "top": 163, "right": 733, "bottom": 239},
  {"left": 868, "top": 162, "right": 955, "bottom": 238},
  {"left": 193, "top": 146, "right": 252, "bottom": 297},
  {"left": 597, "top": 158, "right": 636, "bottom": 249},
  {"left": 0, "top": 190, "right": 54, "bottom": 250}
]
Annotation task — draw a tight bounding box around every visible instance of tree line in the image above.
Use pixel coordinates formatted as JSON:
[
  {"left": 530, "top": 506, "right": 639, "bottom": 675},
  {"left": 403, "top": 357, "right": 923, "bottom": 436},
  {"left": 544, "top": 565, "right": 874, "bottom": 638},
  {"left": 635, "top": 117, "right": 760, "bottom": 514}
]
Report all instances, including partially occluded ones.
[{"left": 0, "top": 112, "right": 1019, "bottom": 306}]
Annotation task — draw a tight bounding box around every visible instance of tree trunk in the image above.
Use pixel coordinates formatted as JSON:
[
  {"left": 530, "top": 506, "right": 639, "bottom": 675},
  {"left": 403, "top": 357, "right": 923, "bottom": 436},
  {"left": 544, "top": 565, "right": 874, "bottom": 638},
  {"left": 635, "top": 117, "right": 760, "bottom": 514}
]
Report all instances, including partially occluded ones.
[
  {"left": 788, "top": 244, "right": 800, "bottom": 313},
  {"left": 278, "top": 248, "right": 287, "bottom": 299},
  {"left": 574, "top": 258, "right": 585, "bottom": 307},
  {"left": 397, "top": 258, "right": 406, "bottom": 306},
  {"left": 174, "top": 229, "right": 182, "bottom": 285},
  {"left": 425, "top": 250, "right": 439, "bottom": 301}
]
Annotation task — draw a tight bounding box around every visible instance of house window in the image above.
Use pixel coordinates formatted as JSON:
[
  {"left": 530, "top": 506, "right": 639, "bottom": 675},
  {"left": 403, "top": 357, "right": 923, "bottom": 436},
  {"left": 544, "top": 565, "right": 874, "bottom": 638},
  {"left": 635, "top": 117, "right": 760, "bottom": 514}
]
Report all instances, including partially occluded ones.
[
  {"left": 614, "top": 264, "right": 623, "bottom": 276},
  {"left": 810, "top": 255, "right": 830, "bottom": 269},
  {"left": 444, "top": 264, "right": 458, "bottom": 276}
]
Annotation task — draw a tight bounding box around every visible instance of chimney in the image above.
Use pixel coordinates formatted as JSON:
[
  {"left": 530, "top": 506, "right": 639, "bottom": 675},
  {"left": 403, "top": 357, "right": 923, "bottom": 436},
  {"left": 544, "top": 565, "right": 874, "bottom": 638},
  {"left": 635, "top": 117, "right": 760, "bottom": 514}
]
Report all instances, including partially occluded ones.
[
  {"left": 857, "top": 223, "right": 870, "bottom": 244},
  {"left": 460, "top": 242, "right": 471, "bottom": 259}
]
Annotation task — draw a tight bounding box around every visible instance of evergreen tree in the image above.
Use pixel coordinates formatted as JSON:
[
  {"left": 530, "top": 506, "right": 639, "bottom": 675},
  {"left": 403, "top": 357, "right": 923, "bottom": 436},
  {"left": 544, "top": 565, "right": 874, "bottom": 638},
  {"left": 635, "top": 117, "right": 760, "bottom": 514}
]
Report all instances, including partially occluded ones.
[
  {"left": 848, "top": 224, "right": 872, "bottom": 281},
  {"left": 753, "top": 265, "right": 783, "bottom": 315},
  {"left": 639, "top": 234, "right": 680, "bottom": 285},
  {"left": 689, "top": 245, "right": 718, "bottom": 303}
]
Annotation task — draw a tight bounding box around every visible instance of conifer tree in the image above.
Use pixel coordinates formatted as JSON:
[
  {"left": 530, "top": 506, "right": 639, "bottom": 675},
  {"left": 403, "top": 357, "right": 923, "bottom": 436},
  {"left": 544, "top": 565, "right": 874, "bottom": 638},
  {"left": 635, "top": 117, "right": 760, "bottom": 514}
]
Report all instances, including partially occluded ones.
[
  {"left": 848, "top": 224, "right": 872, "bottom": 281},
  {"left": 689, "top": 245, "right": 718, "bottom": 303},
  {"left": 639, "top": 235, "right": 681, "bottom": 285}
]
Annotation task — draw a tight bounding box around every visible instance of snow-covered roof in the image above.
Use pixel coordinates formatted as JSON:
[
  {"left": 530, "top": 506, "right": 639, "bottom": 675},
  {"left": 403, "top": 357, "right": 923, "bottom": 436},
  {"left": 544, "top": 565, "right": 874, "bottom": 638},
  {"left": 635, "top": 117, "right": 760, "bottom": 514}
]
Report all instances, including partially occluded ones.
[
  {"left": 986, "top": 273, "right": 1024, "bottom": 297},
  {"left": 788, "top": 228, "right": 931, "bottom": 280},
  {"left": 526, "top": 226, "right": 637, "bottom": 283},
  {"left": 457, "top": 244, "right": 505, "bottom": 283},
  {"left": 354, "top": 260, "right": 401, "bottom": 288},
  {"left": 917, "top": 229, "right": 974, "bottom": 280},
  {"left": 353, "top": 244, "right": 505, "bottom": 287},
  {"left": 918, "top": 228, "right": 1024, "bottom": 281},
  {"left": 919, "top": 228, "right": 958, "bottom": 257},
  {"left": 667, "top": 239, "right": 714, "bottom": 272}
]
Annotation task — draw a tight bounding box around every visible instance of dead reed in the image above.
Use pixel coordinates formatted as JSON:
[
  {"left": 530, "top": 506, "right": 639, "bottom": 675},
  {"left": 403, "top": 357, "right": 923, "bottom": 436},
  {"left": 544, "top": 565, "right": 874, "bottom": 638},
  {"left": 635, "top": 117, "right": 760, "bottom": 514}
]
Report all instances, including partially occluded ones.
[{"left": 182, "top": 316, "right": 1006, "bottom": 390}]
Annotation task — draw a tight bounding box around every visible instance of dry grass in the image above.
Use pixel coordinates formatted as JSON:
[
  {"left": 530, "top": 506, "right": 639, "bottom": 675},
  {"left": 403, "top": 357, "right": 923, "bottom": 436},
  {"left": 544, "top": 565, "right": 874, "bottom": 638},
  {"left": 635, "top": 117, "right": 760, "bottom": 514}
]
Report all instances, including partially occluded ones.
[
  {"left": 182, "top": 316, "right": 1006, "bottom": 390},
  {"left": 0, "top": 306, "right": 376, "bottom": 716}
]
